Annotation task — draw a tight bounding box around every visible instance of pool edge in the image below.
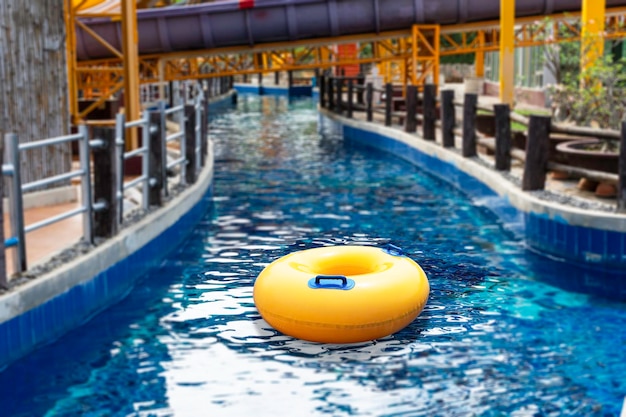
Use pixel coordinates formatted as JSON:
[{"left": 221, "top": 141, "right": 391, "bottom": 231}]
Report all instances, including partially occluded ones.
[
  {"left": 0, "top": 92, "right": 233, "bottom": 370},
  {"left": 321, "top": 109, "right": 626, "bottom": 273}
]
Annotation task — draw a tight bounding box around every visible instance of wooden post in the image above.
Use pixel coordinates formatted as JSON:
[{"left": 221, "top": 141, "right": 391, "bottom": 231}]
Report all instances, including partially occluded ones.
[
  {"left": 275, "top": 71, "right": 280, "bottom": 85},
  {"left": 385, "top": 83, "right": 393, "bottom": 127},
  {"left": 618, "top": 120, "right": 626, "bottom": 211},
  {"left": 336, "top": 77, "right": 343, "bottom": 114},
  {"left": 494, "top": 104, "right": 512, "bottom": 171},
  {"left": 366, "top": 82, "right": 373, "bottom": 122},
  {"left": 347, "top": 80, "right": 354, "bottom": 118},
  {"left": 441, "top": 89, "right": 455, "bottom": 147},
  {"left": 405, "top": 85, "right": 417, "bottom": 133},
  {"left": 288, "top": 70, "right": 294, "bottom": 88},
  {"left": 328, "top": 77, "right": 335, "bottom": 111},
  {"left": 357, "top": 74, "right": 365, "bottom": 104},
  {"left": 462, "top": 93, "right": 478, "bottom": 157},
  {"left": 319, "top": 75, "right": 326, "bottom": 108},
  {"left": 522, "top": 115, "right": 551, "bottom": 190},
  {"left": 257, "top": 72, "right": 263, "bottom": 85},
  {"left": 92, "top": 126, "right": 119, "bottom": 238},
  {"left": 148, "top": 111, "right": 164, "bottom": 207},
  {"left": 184, "top": 105, "right": 197, "bottom": 184},
  {"left": 423, "top": 84, "right": 437, "bottom": 140}
]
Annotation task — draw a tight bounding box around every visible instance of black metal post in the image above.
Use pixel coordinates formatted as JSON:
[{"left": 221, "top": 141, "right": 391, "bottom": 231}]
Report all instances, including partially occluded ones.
[
  {"left": 441, "top": 89, "right": 455, "bottom": 147},
  {"left": 319, "top": 75, "right": 326, "bottom": 108},
  {"left": 494, "top": 104, "right": 512, "bottom": 171},
  {"left": 405, "top": 85, "right": 417, "bottom": 133},
  {"left": 328, "top": 77, "right": 335, "bottom": 111},
  {"left": 357, "top": 74, "right": 365, "bottom": 105},
  {"left": 92, "top": 126, "right": 119, "bottom": 238},
  {"left": 385, "top": 83, "right": 393, "bottom": 127},
  {"left": 347, "top": 79, "right": 354, "bottom": 118},
  {"left": 201, "top": 96, "right": 209, "bottom": 166},
  {"left": 423, "top": 84, "right": 437, "bottom": 140},
  {"left": 148, "top": 111, "right": 164, "bottom": 207},
  {"left": 522, "top": 115, "right": 551, "bottom": 191},
  {"left": 462, "top": 93, "right": 478, "bottom": 157},
  {"left": 366, "top": 82, "right": 373, "bottom": 122},
  {"left": 336, "top": 77, "right": 343, "bottom": 114},
  {"left": 184, "top": 105, "right": 197, "bottom": 184}
]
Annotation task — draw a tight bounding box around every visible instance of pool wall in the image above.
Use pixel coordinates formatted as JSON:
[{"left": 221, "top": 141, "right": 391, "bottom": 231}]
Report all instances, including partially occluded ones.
[
  {"left": 321, "top": 110, "right": 626, "bottom": 291},
  {"left": 234, "top": 83, "right": 312, "bottom": 97},
  {"left": 0, "top": 92, "right": 234, "bottom": 370}
]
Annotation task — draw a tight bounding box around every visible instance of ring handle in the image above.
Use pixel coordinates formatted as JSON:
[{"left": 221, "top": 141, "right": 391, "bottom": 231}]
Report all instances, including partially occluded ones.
[
  {"left": 383, "top": 243, "right": 405, "bottom": 256},
  {"left": 308, "top": 275, "right": 355, "bottom": 290}
]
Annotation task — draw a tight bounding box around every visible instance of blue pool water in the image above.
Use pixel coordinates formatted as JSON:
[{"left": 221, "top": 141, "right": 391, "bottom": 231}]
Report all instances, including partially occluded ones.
[{"left": 1, "top": 95, "right": 626, "bottom": 416}]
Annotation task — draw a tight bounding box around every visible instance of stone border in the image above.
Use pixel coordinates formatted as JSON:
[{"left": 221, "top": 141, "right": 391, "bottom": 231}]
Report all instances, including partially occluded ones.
[{"left": 322, "top": 109, "right": 626, "bottom": 271}]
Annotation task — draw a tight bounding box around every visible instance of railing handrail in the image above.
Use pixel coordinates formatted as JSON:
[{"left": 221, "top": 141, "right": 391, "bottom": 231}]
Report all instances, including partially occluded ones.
[
  {"left": 0, "top": 76, "right": 229, "bottom": 286},
  {"left": 2, "top": 124, "right": 95, "bottom": 277}
]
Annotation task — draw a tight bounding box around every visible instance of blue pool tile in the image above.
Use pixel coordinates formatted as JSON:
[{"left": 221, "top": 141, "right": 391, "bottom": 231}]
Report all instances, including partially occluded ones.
[
  {"left": 589, "top": 228, "right": 608, "bottom": 257},
  {"left": 576, "top": 227, "right": 592, "bottom": 257},
  {"left": 606, "top": 230, "right": 624, "bottom": 261},
  {"left": 565, "top": 224, "right": 578, "bottom": 256}
]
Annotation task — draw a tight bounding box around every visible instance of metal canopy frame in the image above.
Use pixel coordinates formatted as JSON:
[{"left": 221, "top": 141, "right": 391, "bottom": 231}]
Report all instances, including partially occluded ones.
[{"left": 67, "top": 4, "right": 624, "bottom": 121}]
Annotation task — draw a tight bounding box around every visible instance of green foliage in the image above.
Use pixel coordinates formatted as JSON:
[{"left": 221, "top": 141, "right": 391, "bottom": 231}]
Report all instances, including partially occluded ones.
[
  {"left": 440, "top": 33, "right": 475, "bottom": 64},
  {"left": 549, "top": 55, "right": 626, "bottom": 129},
  {"left": 440, "top": 53, "right": 475, "bottom": 64},
  {"left": 539, "top": 16, "right": 626, "bottom": 130}
]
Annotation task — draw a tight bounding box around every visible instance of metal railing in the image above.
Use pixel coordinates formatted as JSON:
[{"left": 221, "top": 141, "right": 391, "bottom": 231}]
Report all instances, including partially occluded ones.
[
  {"left": 115, "top": 110, "right": 152, "bottom": 220},
  {"left": 193, "top": 89, "right": 205, "bottom": 175},
  {"left": 163, "top": 98, "right": 187, "bottom": 190},
  {"left": 2, "top": 127, "right": 96, "bottom": 274},
  {"left": 0, "top": 77, "right": 228, "bottom": 287}
]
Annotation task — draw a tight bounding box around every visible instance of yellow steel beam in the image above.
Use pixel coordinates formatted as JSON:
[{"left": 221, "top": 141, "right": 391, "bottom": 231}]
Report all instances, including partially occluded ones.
[
  {"left": 121, "top": 0, "right": 140, "bottom": 150},
  {"left": 475, "top": 31, "right": 485, "bottom": 77},
  {"left": 499, "top": 0, "right": 515, "bottom": 105},
  {"left": 71, "top": 5, "right": 626, "bottom": 113},
  {"left": 77, "top": 82, "right": 124, "bottom": 120},
  {"left": 75, "top": 20, "right": 124, "bottom": 59},
  {"left": 581, "top": 0, "right": 606, "bottom": 76},
  {"left": 65, "top": 0, "right": 80, "bottom": 124}
]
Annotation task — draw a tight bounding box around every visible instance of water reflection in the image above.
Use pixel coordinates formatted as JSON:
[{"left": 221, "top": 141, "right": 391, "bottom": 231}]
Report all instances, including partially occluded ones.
[{"left": 0, "top": 95, "right": 625, "bottom": 416}]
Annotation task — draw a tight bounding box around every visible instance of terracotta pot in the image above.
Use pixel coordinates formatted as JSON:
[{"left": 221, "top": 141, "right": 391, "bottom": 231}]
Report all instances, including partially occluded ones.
[{"left": 555, "top": 139, "right": 619, "bottom": 174}]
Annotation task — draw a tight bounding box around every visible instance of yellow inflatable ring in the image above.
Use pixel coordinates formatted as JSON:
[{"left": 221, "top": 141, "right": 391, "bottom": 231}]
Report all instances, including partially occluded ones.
[{"left": 253, "top": 245, "right": 429, "bottom": 343}]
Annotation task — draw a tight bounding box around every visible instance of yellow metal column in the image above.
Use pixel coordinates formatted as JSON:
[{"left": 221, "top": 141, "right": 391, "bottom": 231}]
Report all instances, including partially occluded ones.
[
  {"left": 499, "top": 0, "right": 515, "bottom": 105},
  {"left": 475, "top": 31, "right": 485, "bottom": 77},
  {"left": 581, "top": 0, "right": 605, "bottom": 74},
  {"left": 121, "top": 0, "right": 140, "bottom": 149},
  {"left": 64, "top": 0, "right": 79, "bottom": 124}
]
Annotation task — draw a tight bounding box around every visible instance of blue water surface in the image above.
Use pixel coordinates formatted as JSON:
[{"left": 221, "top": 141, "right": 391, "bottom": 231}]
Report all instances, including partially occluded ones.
[{"left": 1, "top": 95, "right": 625, "bottom": 416}]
